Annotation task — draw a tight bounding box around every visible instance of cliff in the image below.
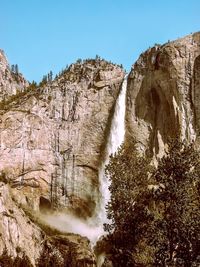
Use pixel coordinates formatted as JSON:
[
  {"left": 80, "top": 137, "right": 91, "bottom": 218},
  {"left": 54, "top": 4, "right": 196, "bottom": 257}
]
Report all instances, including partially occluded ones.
[
  {"left": 126, "top": 32, "right": 200, "bottom": 157},
  {"left": 0, "top": 56, "right": 124, "bottom": 265},
  {"left": 0, "top": 31, "right": 200, "bottom": 266},
  {"left": 0, "top": 50, "right": 28, "bottom": 101}
]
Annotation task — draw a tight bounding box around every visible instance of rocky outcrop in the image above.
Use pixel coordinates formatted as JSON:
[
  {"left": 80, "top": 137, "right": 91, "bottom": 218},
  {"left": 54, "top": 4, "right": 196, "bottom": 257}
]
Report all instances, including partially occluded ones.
[
  {"left": 37, "top": 234, "right": 96, "bottom": 267},
  {"left": 0, "top": 174, "right": 96, "bottom": 266},
  {"left": 1, "top": 31, "right": 200, "bottom": 265},
  {"left": 126, "top": 32, "right": 200, "bottom": 156},
  {"left": 0, "top": 180, "right": 42, "bottom": 265},
  {"left": 0, "top": 57, "right": 124, "bottom": 266},
  {"left": 0, "top": 50, "right": 28, "bottom": 101},
  {"left": 0, "top": 59, "right": 124, "bottom": 217}
]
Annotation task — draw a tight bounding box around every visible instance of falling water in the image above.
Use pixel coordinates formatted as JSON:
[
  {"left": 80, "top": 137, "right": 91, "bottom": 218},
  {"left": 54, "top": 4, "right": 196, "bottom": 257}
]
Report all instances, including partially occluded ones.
[
  {"left": 95, "top": 74, "right": 128, "bottom": 266},
  {"left": 97, "top": 74, "right": 128, "bottom": 233},
  {"left": 41, "top": 75, "right": 128, "bottom": 249}
]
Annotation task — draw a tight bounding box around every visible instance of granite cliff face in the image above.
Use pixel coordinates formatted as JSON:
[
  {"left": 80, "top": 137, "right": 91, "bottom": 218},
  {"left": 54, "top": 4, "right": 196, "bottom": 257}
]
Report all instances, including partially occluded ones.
[
  {"left": 0, "top": 32, "right": 200, "bottom": 266},
  {"left": 0, "top": 56, "right": 124, "bottom": 265},
  {"left": 0, "top": 181, "right": 96, "bottom": 266},
  {"left": 126, "top": 32, "right": 200, "bottom": 157},
  {"left": 0, "top": 58, "right": 124, "bottom": 216},
  {"left": 0, "top": 50, "right": 28, "bottom": 101}
]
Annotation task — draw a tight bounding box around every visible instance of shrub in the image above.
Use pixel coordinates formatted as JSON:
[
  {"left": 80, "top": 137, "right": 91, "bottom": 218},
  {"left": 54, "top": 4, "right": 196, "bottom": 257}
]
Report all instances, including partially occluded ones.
[{"left": 0, "top": 249, "right": 33, "bottom": 267}]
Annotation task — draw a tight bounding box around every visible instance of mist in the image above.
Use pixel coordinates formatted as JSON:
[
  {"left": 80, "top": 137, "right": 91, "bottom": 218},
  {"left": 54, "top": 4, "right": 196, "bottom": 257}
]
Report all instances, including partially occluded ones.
[{"left": 41, "top": 211, "right": 105, "bottom": 245}]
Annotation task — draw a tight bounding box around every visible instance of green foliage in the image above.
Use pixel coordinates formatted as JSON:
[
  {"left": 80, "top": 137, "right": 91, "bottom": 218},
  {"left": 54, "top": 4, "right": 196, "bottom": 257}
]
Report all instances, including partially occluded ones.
[
  {"left": 10, "top": 64, "right": 20, "bottom": 82},
  {"left": 36, "top": 238, "right": 69, "bottom": 267},
  {"left": 10, "top": 64, "right": 19, "bottom": 74},
  {"left": 95, "top": 55, "right": 101, "bottom": 61},
  {"left": 0, "top": 90, "right": 27, "bottom": 110},
  {"left": 39, "top": 71, "right": 53, "bottom": 86},
  {"left": 0, "top": 81, "right": 39, "bottom": 111},
  {"left": 105, "top": 140, "right": 200, "bottom": 266},
  {"left": 26, "top": 80, "right": 38, "bottom": 91},
  {"left": 0, "top": 249, "right": 33, "bottom": 267},
  {"left": 48, "top": 71, "right": 53, "bottom": 82},
  {"left": 39, "top": 75, "right": 48, "bottom": 87},
  {"left": 152, "top": 140, "right": 200, "bottom": 266},
  {"left": 105, "top": 143, "right": 154, "bottom": 266},
  {"left": 76, "top": 58, "right": 82, "bottom": 64},
  {"left": 54, "top": 57, "right": 124, "bottom": 84}
]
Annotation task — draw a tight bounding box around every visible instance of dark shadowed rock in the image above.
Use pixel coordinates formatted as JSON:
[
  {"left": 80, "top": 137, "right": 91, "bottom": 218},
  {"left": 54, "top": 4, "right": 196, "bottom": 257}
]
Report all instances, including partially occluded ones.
[{"left": 126, "top": 32, "right": 200, "bottom": 157}]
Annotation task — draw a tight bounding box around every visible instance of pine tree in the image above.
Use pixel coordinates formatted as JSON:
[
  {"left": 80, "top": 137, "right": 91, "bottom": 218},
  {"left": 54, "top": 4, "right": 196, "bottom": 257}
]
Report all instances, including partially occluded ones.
[
  {"left": 104, "top": 143, "right": 154, "bottom": 266},
  {"left": 49, "top": 70, "right": 53, "bottom": 81},
  {"left": 15, "top": 64, "right": 19, "bottom": 74},
  {"left": 11, "top": 64, "right": 15, "bottom": 73},
  {"left": 105, "top": 140, "right": 200, "bottom": 266}
]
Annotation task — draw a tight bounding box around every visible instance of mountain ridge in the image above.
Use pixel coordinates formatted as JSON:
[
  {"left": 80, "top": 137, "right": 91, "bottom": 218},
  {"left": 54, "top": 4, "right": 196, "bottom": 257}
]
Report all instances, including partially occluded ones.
[{"left": 0, "top": 31, "right": 199, "bottom": 266}]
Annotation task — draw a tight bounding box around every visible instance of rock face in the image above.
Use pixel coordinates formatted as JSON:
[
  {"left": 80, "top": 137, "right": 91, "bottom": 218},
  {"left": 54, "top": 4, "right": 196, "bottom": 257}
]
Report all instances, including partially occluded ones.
[
  {"left": 0, "top": 58, "right": 124, "bottom": 265},
  {"left": 0, "top": 181, "right": 42, "bottom": 265},
  {"left": 0, "top": 179, "right": 96, "bottom": 266},
  {"left": 0, "top": 32, "right": 200, "bottom": 265},
  {"left": 0, "top": 50, "right": 28, "bottom": 101},
  {"left": 126, "top": 32, "right": 200, "bottom": 156},
  {"left": 0, "top": 59, "right": 124, "bottom": 217}
]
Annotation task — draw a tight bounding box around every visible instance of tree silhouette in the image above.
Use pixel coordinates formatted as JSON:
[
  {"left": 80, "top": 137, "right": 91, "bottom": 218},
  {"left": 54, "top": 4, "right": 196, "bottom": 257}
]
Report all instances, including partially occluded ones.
[
  {"left": 105, "top": 140, "right": 200, "bottom": 266},
  {"left": 15, "top": 64, "right": 19, "bottom": 74}
]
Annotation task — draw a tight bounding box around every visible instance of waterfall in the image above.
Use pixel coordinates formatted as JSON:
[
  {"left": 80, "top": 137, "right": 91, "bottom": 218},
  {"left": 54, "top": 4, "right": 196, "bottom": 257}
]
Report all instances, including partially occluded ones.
[
  {"left": 41, "top": 75, "right": 128, "bottom": 248},
  {"left": 95, "top": 74, "right": 128, "bottom": 267},
  {"left": 97, "top": 74, "right": 128, "bottom": 229}
]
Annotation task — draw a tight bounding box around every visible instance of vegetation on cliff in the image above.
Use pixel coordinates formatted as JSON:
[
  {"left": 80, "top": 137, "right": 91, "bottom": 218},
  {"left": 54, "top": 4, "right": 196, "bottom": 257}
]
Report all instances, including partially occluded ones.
[
  {"left": 0, "top": 250, "right": 33, "bottom": 267},
  {"left": 105, "top": 140, "right": 200, "bottom": 266}
]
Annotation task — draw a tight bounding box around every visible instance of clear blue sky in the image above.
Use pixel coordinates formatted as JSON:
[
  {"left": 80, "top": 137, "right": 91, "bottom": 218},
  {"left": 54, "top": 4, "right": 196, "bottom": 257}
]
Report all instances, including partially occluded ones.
[{"left": 0, "top": 0, "right": 199, "bottom": 82}]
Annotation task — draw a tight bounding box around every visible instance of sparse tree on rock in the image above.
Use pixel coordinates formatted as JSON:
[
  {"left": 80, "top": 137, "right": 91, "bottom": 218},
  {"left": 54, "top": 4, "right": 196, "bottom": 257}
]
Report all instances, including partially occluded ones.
[{"left": 15, "top": 64, "right": 19, "bottom": 74}]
